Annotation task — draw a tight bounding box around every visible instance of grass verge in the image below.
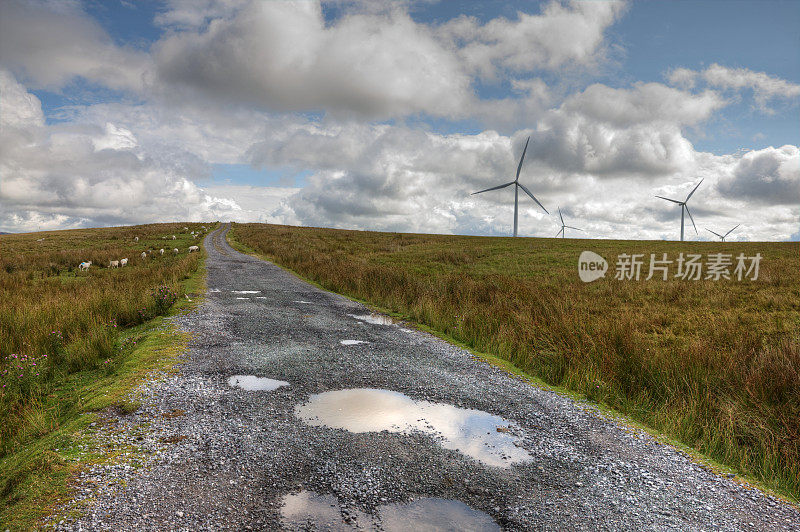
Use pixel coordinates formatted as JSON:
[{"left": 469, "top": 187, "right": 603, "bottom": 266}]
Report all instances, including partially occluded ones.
[{"left": 0, "top": 228, "right": 210, "bottom": 530}]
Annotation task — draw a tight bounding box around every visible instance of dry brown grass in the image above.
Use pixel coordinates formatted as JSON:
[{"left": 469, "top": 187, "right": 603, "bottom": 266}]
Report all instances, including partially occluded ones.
[{"left": 230, "top": 222, "right": 800, "bottom": 500}]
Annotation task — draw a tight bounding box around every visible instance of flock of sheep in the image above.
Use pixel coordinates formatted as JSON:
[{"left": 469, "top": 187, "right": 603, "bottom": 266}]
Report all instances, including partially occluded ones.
[{"left": 77, "top": 225, "right": 207, "bottom": 272}]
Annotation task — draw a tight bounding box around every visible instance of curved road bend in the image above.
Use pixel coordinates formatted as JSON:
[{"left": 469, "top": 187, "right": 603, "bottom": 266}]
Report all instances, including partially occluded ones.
[{"left": 65, "top": 223, "right": 798, "bottom": 531}]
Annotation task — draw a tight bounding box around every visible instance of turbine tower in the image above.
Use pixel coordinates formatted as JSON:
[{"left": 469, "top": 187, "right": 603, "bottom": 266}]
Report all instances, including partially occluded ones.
[
  {"left": 706, "top": 224, "right": 740, "bottom": 242},
  {"left": 656, "top": 179, "right": 703, "bottom": 241},
  {"left": 555, "top": 207, "right": 582, "bottom": 238},
  {"left": 471, "top": 136, "right": 548, "bottom": 237}
]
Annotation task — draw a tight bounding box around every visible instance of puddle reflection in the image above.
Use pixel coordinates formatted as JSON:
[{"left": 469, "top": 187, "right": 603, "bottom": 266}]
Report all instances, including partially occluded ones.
[
  {"left": 295, "top": 389, "right": 531, "bottom": 467},
  {"left": 280, "top": 490, "right": 499, "bottom": 531},
  {"left": 227, "top": 375, "right": 289, "bottom": 391},
  {"left": 340, "top": 340, "right": 367, "bottom": 345},
  {"left": 348, "top": 314, "right": 395, "bottom": 326}
]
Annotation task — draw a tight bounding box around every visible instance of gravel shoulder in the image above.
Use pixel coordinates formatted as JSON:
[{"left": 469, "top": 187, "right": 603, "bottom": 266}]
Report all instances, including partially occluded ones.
[{"left": 58, "top": 224, "right": 799, "bottom": 531}]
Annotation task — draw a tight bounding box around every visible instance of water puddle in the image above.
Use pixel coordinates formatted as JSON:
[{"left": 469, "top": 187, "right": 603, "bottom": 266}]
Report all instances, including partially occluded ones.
[
  {"left": 294, "top": 300, "right": 313, "bottom": 304},
  {"left": 340, "top": 340, "right": 367, "bottom": 345},
  {"left": 255, "top": 296, "right": 268, "bottom": 299},
  {"left": 227, "top": 375, "right": 289, "bottom": 391},
  {"left": 235, "top": 297, "right": 249, "bottom": 300},
  {"left": 232, "top": 290, "right": 261, "bottom": 294},
  {"left": 348, "top": 314, "right": 395, "bottom": 326},
  {"left": 209, "top": 288, "right": 221, "bottom": 293},
  {"left": 399, "top": 328, "right": 415, "bottom": 333},
  {"left": 280, "top": 490, "right": 499, "bottom": 531},
  {"left": 295, "top": 389, "right": 531, "bottom": 467}
]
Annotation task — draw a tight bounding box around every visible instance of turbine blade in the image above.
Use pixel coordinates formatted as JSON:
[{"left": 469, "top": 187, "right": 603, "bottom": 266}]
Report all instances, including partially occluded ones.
[
  {"left": 565, "top": 226, "right": 582, "bottom": 231},
  {"left": 515, "top": 136, "right": 530, "bottom": 181},
  {"left": 724, "top": 224, "right": 740, "bottom": 237},
  {"left": 558, "top": 206, "right": 564, "bottom": 225},
  {"left": 706, "top": 229, "right": 723, "bottom": 238},
  {"left": 655, "top": 195, "right": 682, "bottom": 204},
  {"left": 685, "top": 205, "right": 698, "bottom": 234},
  {"left": 517, "top": 182, "right": 549, "bottom": 214},
  {"left": 555, "top": 228, "right": 563, "bottom": 237},
  {"left": 685, "top": 178, "right": 704, "bottom": 202},
  {"left": 471, "top": 181, "right": 515, "bottom": 195}
]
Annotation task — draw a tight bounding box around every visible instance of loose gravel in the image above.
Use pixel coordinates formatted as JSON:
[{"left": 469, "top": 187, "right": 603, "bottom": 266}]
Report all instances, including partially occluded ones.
[{"left": 51, "top": 224, "right": 799, "bottom": 531}]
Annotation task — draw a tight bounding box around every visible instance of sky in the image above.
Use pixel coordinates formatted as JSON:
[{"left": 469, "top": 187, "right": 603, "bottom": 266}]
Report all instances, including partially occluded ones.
[{"left": 0, "top": 0, "right": 798, "bottom": 241}]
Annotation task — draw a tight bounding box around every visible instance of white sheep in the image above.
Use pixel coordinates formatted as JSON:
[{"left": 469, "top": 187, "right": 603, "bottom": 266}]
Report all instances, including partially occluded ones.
[
  {"left": 109, "top": 260, "right": 119, "bottom": 268},
  {"left": 120, "top": 258, "right": 128, "bottom": 267},
  {"left": 172, "top": 235, "right": 176, "bottom": 240},
  {"left": 159, "top": 248, "right": 165, "bottom": 255},
  {"left": 36, "top": 237, "right": 45, "bottom": 242},
  {"left": 140, "top": 251, "right": 147, "bottom": 259},
  {"left": 183, "top": 226, "right": 188, "bottom": 231},
  {"left": 173, "top": 248, "right": 179, "bottom": 254},
  {"left": 78, "top": 261, "right": 92, "bottom": 271},
  {"left": 134, "top": 236, "right": 139, "bottom": 242},
  {"left": 188, "top": 245, "right": 199, "bottom": 253}
]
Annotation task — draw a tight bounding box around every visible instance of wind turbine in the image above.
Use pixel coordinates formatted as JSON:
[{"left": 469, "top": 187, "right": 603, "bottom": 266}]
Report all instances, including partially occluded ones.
[
  {"left": 555, "top": 207, "right": 582, "bottom": 238},
  {"left": 471, "top": 136, "right": 548, "bottom": 237},
  {"left": 656, "top": 179, "right": 703, "bottom": 241},
  {"left": 706, "top": 224, "right": 740, "bottom": 242}
]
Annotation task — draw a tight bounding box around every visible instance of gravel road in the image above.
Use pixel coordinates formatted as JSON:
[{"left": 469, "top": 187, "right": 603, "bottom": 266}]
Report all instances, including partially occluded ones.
[{"left": 60, "top": 224, "right": 799, "bottom": 531}]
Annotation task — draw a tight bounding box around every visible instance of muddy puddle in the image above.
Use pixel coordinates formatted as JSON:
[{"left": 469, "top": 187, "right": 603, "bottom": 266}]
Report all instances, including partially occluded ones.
[
  {"left": 340, "top": 340, "right": 367, "bottom": 345},
  {"left": 281, "top": 490, "right": 499, "bottom": 531},
  {"left": 348, "top": 314, "right": 395, "bottom": 326},
  {"left": 227, "top": 375, "right": 289, "bottom": 391},
  {"left": 295, "top": 389, "right": 531, "bottom": 467}
]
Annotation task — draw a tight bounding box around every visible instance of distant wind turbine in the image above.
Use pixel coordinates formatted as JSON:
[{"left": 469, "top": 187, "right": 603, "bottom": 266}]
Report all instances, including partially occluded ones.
[
  {"left": 471, "top": 136, "right": 548, "bottom": 237},
  {"left": 706, "top": 224, "right": 740, "bottom": 242},
  {"left": 656, "top": 179, "right": 703, "bottom": 241},
  {"left": 555, "top": 207, "right": 582, "bottom": 238}
]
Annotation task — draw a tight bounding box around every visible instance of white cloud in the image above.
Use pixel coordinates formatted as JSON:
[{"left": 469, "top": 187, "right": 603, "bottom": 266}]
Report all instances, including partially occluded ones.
[
  {"left": 717, "top": 145, "right": 800, "bottom": 205},
  {"left": 0, "top": 0, "right": 151, "bottom": 91},
  {"left": 441, "top": 0, "right": 627, "bottom": 79},
  {"left": 666, "top": 63, "right": 800, "bottom": 113}
]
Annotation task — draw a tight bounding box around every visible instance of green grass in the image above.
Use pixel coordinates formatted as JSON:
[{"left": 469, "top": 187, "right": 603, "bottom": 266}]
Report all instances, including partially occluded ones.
[
  {"left": 228, "top": 222, "right": 800, "bottom": 502},
  {"left": 0, "top": 223, "right": 211, "bottom": 529}
]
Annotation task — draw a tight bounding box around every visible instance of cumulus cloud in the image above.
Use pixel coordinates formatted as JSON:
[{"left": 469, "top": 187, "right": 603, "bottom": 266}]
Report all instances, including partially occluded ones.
[
  {"left": 0, "top": 70, "right": 244, "bottom": 232},
  {"left": 440, "top": 0, "right": 627, "bottom": 78},
  {"left": 154, "top": 1, "right": 472, "bottom": 119},
  {"left": 666, "top": 63, "right": 800, "bottom": 113},
  {"left": 0, "top": 0, "right": 151, "bottom": 92},
  {"left": 717, "top": 145, "right": 800, "bottom": 205}
]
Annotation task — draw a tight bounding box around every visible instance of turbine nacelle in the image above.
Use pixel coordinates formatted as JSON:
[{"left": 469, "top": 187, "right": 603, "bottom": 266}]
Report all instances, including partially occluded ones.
[{"left": 655, "top": 178, "right": 703, "bottom": 241}]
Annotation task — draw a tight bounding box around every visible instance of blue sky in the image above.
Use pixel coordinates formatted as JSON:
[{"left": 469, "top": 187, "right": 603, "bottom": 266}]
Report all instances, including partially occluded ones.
[{"left": 1, "top": 0, "right": 798, "bottom": 239}]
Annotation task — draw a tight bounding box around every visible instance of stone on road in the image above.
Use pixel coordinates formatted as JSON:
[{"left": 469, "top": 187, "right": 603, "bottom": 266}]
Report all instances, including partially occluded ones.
[{"left": 67, "top": 224, "right": 799, "bottom": 531}]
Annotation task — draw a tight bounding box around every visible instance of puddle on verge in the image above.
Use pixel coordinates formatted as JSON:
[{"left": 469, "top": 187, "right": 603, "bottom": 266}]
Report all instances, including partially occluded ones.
[
  {"left": 340, "top": 340, "right": 367, "bottom": 345},
  {"left": 295, "top": 389, "right": 531, "bottom": 467},
  {"left": 281, "top": 490, "right": 499, "bottom": 531},
  {"left": 227, "top": 375, "right": 289, "bottom": 391},
  {"left": 348, "top": 313, "right": 395, "bottom": 326}
]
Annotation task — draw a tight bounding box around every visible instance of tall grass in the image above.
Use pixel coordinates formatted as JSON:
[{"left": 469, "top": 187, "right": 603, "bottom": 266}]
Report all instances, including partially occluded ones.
[
  {"left": 230, "top": 223, "right": 800, "bottom": 500},
  {"left": 0, "top": 223, "right": 207, "bottom": 456}
]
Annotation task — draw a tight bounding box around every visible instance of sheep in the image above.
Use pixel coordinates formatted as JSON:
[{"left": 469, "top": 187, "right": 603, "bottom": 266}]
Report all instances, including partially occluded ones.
[
  {"left": 159, "top": 248, "right": 165, "bottom": 255},
  {"left": 173, "top": 248, "right": 179, "bottom": 254},
  {"left": 188, "top": 245, "right": 199, "bottom": 253},
  {"left": 183, "top": 226, "right": 188, "bottom": 231},
  {"left": 109, "top": 260, "right": 119, "bottom": 268},
  {"left": 36, "top": 237, "right": 45, "bottom": 242},
  {"left": 140, "top": 251, "right": 147, "bottom": 259},
  {"left": 172, "top": 235, "right": 176, "bottom": 240},
  {"left": 120, "top": 258, "right": 128, "bottom": 267},
  {"left": 78, "top": 261, "right": 92, "bottom": 271},
  {"left": 134, "top": 236, "right": 139, "bottom": 242}
]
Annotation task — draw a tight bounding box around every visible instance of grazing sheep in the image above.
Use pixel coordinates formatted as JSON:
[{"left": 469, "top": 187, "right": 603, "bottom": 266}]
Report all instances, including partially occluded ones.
[
  {"left": 188, "top": 245, "right": 199, "bottom": 253},
  {"left": 78, "top": 261, "right": 92, "bottom": 271},
  {"left": 159, "top": 248, "right": 165, "bottom": 255},
  {"left": 109, "top": 260, "right": 119, "bottom": 268},
  {"left": 134, "top": 236, "right": 139, "bottom": 242},
  {"left": 120, "top": 258, "right": 128, "bottom": 267},
  {"left": 172, "top": 235, "right": 176, "bottom": 240},
  {"left": 140, "top": 251, "right": 147, "bottom": 259},
  {"left": 173, "top": 248, "right": 179, "bottom": 254}
]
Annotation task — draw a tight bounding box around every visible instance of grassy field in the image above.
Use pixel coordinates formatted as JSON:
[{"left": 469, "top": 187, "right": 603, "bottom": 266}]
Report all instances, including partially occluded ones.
[
  {"left": 229, "top": 223, "right": 800, "bottom": 501},
  {"left": 0, "top": 222, "right": 211, "bottom": 528}
]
